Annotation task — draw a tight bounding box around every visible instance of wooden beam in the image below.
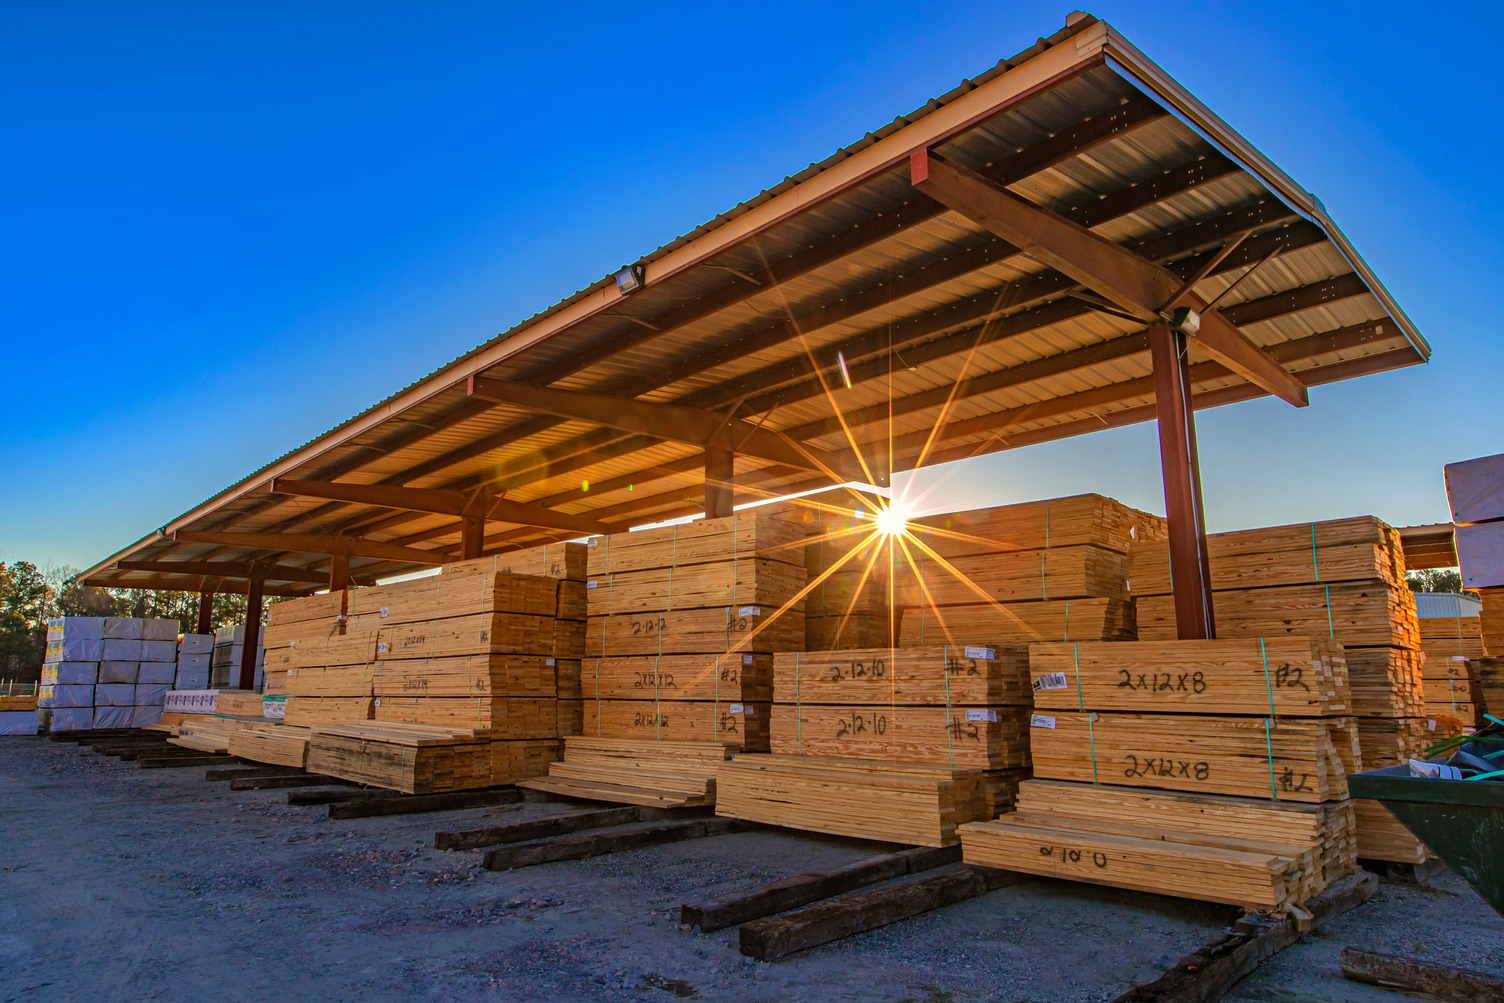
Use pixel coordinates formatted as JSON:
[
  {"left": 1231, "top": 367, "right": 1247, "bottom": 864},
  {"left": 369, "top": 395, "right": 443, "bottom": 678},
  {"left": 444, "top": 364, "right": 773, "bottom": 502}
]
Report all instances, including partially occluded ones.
[
  {"left": 328, "top": 552, "right": 351, "bottom": 592},
  {"left": 467, "top": 375, "right": 871, "bottom": 484},
  {"left": 115, "top": 559, "right": 331, "bottom": 585},
  {"left": 1340, "top": 947, "right": 1504, "bottom": 1001},
  {"left": 704, "top": 431, "right": 735, "bottom": 520},
  {"left": 1150, "top": 322, "right": 1215, "bottom": 639},
  {"left": 480, "top": 817, "right": 759, "bottom": 871},
  {"left": 82, "top": 575, "right": 313, "bottom": 598},
  {"left": 910, "top": 148, "right": 1309, "bottom": 407},
  {"left": 172, "top": 529, "right": 445, "bottom": 566}
]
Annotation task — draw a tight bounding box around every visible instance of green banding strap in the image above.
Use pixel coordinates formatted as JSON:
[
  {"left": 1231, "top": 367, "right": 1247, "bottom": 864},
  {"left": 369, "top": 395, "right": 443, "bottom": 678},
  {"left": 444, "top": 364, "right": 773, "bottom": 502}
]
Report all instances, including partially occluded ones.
[
  {"left": 654, "top": 653, "right": 661, "bottom": 741},
  {"left": 943, "top": 645, "right": 954, "bottom": 768},
  {"left": 919, "top": 604, "right": 926, "bottom": 645},
  {"left": 1063, "top": 599, "right": 1070, "bottom": 642},
  {"left": 1041, "top": 502, "right": 1050, "bottom": 601},
  {"left": 713, "top": 653, "right": 721, "bottom": 724},
  {"left": 1073, "top": 643, "right": 1097, "bottom": 784},
  {"left": 1487, "top": 714, "right": 1504, "bottom": 728},
  {"left": 1323, "top": 584, "right": 1334, "bottom": 639},
  {"left": 1259, "top": 637, "right": 1279, "bottom": 801},
  {"left": 1310, "top": 523, "right": 1320, "bottom": 582},
  {"left": 795, "top": 652, "right": 802, "bottom": 755},
  {"left": 1466, "top": 768, "right": 1504, "bottom": 781},
  {"left": 595, "top": 657, "right": 602, "bottom": 737}
]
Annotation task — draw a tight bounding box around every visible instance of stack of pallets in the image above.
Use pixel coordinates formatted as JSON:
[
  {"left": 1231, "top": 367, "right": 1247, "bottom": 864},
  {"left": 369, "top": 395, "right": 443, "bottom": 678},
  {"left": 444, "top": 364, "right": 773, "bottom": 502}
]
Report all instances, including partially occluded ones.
[
  {"left": 960, "top": 639, "right": 1358, "bottom": 912},
  {"left": 894, "top": 495, "right": 1162, "bottom": 647},
  {"left": 1132, "top": 516, "right": 1429, "bottom": 865}
]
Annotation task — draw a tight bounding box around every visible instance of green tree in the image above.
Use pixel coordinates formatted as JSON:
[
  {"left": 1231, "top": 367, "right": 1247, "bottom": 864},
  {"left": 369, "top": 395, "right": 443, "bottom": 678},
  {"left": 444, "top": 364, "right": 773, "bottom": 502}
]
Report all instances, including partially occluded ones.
[
  {"left": 1406, "top": 568, "right": 1476, "bottom": 597},
  {"left": 0, "top": 562, "right": 51, "bottom": 681}
]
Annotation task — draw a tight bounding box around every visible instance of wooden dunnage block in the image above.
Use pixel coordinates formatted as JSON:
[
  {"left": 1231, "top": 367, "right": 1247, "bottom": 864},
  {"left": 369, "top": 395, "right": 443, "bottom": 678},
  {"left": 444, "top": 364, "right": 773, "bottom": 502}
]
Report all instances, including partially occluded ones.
[
  {"left": 587, "top": 510, "right": 804, "bottom": 576},
  {"left": 306, "top": 723, "right": 490, "bottom": 794},
  {"left": 283, "top": 696, "right": 374, "bottom": 728},
  {"left": 587, "top": 607, "right": 804, "bottom": 657},
  {"left": 582, "top": 699, "right": 769, "bottom": 750},
  {"left": 1135, "top": 582, "right": 1418, "bottom": 649},
  {"left": 715, "top": 755, "right": 989, "bottom": 847},
  {"left": 584, "top": 653, "right": 773, "bottom": 702},
  {"left": 893, "top": 545, "right": 1128, "bottom": 605},
  {"left": 772, "top": 645, "right": 1031, "bottom": 706},
  {"left": 376, "top": 612, "right": 554, "bottom": 659},
  {"left": 897, "top": 599, "right": 1133, "bottom": 647},
  {"left": 906, "top": 494, "right": 1165, "bottom": 558},
  {"left": 370, "top": 654, "right": 556, "bottom": 698},
  {"left": 769, "top": 704, "right": 1029, "bottom": 770},
  {"left": 1028, "top": 712, "right": 1356, "bottom": 803},
  {"left": 1029, "top": 638, "right": 1350, "bottom": 716},
  {"left": 373, "top": 696, "right": 556, "bottom": 738},
  {"left": 586, "top": 558, "right": 803, "bottom": 617}
]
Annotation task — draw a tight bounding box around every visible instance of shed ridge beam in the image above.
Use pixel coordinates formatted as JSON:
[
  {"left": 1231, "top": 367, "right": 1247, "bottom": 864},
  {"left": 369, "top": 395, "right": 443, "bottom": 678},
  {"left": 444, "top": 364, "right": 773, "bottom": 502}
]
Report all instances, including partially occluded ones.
[{"left": 909, "top": 148, "right": 1308, "bottom": 406}]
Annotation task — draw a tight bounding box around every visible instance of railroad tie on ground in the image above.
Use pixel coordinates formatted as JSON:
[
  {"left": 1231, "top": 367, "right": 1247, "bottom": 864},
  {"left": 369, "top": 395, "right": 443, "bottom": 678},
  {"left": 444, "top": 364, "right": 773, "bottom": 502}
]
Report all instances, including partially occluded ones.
[
  {"left": 436, "top": 805, "right": 711, "bottom": 851},
  {"left": 138, "top": 755, "right": 237, "bottom": 769},
  {"left": 482, "top": 817, "right": 759, "bottom": 871},
  {"left": 1110, "top": 872, "right": 1377, "bottom": 1003},
  {"left": 739, "top": 863, "right": 1018, "bottom": 962},
  {"left": 206, "top": 766, "right": 302, "bottom": 782},
  {"left": 287, "top": 789, "right": 398, "bottom": 806},
  {"left": 327, "top": 788, "right": 524, "bottom": 820},
  {"left": 683, "top": 845, "right": 960, "bottom": 932},
  {"left": 1341, "top": 946, "right": 1504, "bottom": 1002}
]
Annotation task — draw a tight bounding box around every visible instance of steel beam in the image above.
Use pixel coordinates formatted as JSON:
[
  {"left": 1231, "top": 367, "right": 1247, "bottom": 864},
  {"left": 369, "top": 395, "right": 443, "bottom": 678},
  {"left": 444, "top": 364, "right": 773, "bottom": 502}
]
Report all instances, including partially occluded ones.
[
  {"left": 196, "top": 590, "right": 214, "bottom": 635},
  {"left": 116, "top": 559, "right": 331, "bottom": 585},
  {"left": 910, "top": 148, "right": 1308, "bottom": 407},
  {"left": 1149, "top": 322, "right": 1215, "bottom": 639}
]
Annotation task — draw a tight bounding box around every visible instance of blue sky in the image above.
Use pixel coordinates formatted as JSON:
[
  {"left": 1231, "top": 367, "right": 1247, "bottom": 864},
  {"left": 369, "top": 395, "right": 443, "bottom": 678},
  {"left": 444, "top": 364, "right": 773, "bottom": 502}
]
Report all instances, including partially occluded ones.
[{"left": 3, "top": 1, "right": 1500, "bottom": 570}]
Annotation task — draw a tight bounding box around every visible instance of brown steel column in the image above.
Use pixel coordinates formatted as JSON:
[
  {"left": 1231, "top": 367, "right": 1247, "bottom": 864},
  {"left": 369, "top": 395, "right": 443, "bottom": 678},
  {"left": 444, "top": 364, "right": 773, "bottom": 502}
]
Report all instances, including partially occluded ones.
[
  {"left": 703, "top": 438, "right": 734, "bottom": 520},
  {"left": 195, "top": 589, "right": 214, "bottom": 635},
  {"left": 1149, "top": 322, "right": 1216, "bottom": 639},
  {"left": 238, "top": 573, "right": 264, "bottom": 691},
  {"left": 328, "top": 553, "right": 351, "bottom": 592}
]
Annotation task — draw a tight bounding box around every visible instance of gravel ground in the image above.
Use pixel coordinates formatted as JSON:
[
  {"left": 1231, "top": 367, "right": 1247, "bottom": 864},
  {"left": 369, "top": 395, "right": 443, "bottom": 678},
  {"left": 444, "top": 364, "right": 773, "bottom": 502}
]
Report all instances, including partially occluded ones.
[{"left": 0, "top": 735, "right": 1497, "bottom": 1002}]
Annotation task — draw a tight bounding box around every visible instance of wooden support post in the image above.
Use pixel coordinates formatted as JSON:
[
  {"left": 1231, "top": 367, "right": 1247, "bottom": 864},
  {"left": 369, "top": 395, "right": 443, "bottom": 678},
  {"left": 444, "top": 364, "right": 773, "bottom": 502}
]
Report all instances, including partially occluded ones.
[
  {"left": 459, "top": 488, "right": 489, "bottom": 561},
  {"left": 238, "top": 572, "right": 264, "bottom": 691},
  {"left": 328, "top": 553, "right": 351, "bottom": 592},
  {"left": 195, "top": 589, "right": 214, "bottom": 635},
  {"left": 704, "top": 436, "right": 735, "bottom": 520},
  {"left": 1150, "top": 322, "right": 1215, "bottom": 640}
]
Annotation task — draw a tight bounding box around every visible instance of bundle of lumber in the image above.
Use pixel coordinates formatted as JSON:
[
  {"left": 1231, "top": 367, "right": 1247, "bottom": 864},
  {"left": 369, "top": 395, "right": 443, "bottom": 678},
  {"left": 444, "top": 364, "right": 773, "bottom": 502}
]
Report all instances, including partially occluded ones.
[
  {"left": 1351, "top": 800, "right": 1432, "bottom": 865},
  {"left": 1421, "top": 671, "right": 1479, "bottom": 725},
  {"left": 521, "top": 737, "right": 732, "bottom": 807},
  {"left": 960, "top": 779, "right": 1356, "bottom": 912},
  {"left": 171, "top": 715, "right": 261, "bottom": 752},
  {"left": 1483, "top": 590, "right": 1504, "bottom": 654},
  {"left": 226, "top": 722, "right": 312, "bottom": 768},
  {"left": 305, "top": 722, "right": 491, "bottom": 794},
  {"left": 0, "top": 693, "right": 38, "bottom": 711},
  {"left": 215, "top": 690, "right": 268, "bottom": 717},
  {"left": 803, "top": 517, "right": 892, "bottom": 651},
  {"left": 767, "top": 645, "right": 1032, "bottom": 771},
  {"left": 1418, "top": 612, "right": 1488, "bottom": 662},
  {"left": 584, "top": 653, "right": 772, "bottom": 702},
  {"left": 715, "top": 755, "right": 989, "bottom": 846},
  {"left": 1135, "top": 582, "right": 1418, "bottom": 649},
  {"left": 1474, "top": 657, "right": 1504, "bottom": 717},
  {"left": 1031, "top": 638, "right": 1350, "bottom": 716},
  {"left": 1346, "top": 648, "right": 1424, "bottom": 718},
  {"left": 262, "top": 592, "right": 349, "bottom": 697},
  {"left": 580, "top": 699, "right": 768, "bottom": 748},
  {"left": 893, "top": 495, "right": 1158, "bottom": 647}
]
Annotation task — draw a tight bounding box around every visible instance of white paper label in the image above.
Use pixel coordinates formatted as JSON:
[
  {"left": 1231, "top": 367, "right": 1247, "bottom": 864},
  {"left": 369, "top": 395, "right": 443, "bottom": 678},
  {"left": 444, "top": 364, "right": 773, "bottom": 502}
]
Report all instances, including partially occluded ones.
[
  {"left": 373, "top": 699, "right": 381, "bottom": 707},
  {"left": 743, "top": 655, "right": 753, "bottom": 665},
  {"left": 1033, "top": 672, "right": 1068, "bottom": 691},
  {"left": 1453, "top": 656, "right": 1469, "bottom": 661},
  {"left": 963, "top": 646, "right": 994, "bottom": 660},
  {"left": 744, "top": 706, "right": 754, "bottom": 716},
  {"left": 379, "top": 607, "right": 389, "bottom": 618},
  {"left": 1031, "top": 714, "right": 1056, "bottom": 729},
  {"left": 738, "top": 606, "right": 761, "bottom": 617},
  {"left": 586, "top": 538, "right": 598, "bottom": 546},
  {"left": 1428, "top": 719, "right": 1437, "bottom": 731},
  {"left": 336, "top": 614, "right": 347, "bottom": 622},
  {"left": 729, "top": 704, "right": 744, "bottom": 714},
  {"left": 586, "top": 581, "right": 598, "bottom": 589},
  {"left": 289, "top": 639, "right": 297, "bottom": 647},
  {"left": 376, "top": 642, "right": 388, "bottom": 654},
  {"left": 545, "top": 658, "right": 555, "bottom": 666},
  {"left": 965, "top": 709, "right": 997, "bottom": 723}
]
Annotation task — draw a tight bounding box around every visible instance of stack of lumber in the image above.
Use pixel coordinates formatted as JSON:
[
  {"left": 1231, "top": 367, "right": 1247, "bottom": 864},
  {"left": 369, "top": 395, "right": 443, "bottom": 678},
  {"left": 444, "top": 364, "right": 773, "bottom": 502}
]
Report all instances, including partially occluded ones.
[
  {"left": 768, "top": 645, "right": 1032, "bottom": 772},
  {"left": 894, "top": 495, "right": 1160, "bottom": 646},
  {"left": 715, "top": 755, "right": 988, "bottom": 846},
  {"left": 1474, "top": 657, "right": 1504, "bottom": 718},
  {"left": 262, "top": 592, "right": 347, "bottom": 698},
  {"left": 581, "top": 510, "right": 805, "bottom": 750},
  {"left": 962, "top": 639, "right": 1358, "bottom": 910},
  {"left": 0, "top": 693, "right": 38, "bottom": 711},
  {"left": 1131, "top": 517, "right": 1428, "bottom": 864},
  {"left": 961, "top": 780, "right": 1356, "bottom": 912},
  {"left": 263, "top": 592, "right": 373, "bottom": 727},
  {"left": 441, "top": 543, "right": 588, "bottom": 740},
  {"left": 520, "top": 736, "right": 732, "bottom": 807},
  {"left": 1418, "top": 610, "right": 1488, "bottom": 662},
  {"left": 1415, "top": 596, "right": 1484, "bottom": 725},
  {"left": 226, "top": 722, "right": 312, "bottom": 769},
  {"left": 306, "top": 722, "right": 491, "bottom": 794},
  {"left": 355, "top": 563, "right": 562, "bottom": 785},
  {"left": 1483, "top": 589, "right": 1504, "bottom": 654},
  {"left": 170, "top": 714, "right": 263, "bottom": 752},
  {"left": 1348, "top": 715, "right": 1438, "bottom": 866},
  {"left": 803, "top": 514, "right": 893, "bottom": 651}
]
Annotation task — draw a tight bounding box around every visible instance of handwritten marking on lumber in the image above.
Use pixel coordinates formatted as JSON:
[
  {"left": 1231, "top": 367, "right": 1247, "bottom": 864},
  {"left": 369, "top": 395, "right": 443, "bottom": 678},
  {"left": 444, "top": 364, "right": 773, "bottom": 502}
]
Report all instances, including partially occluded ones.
[
  {"left": 1038, "top": 845, "right": 1109, "bottom": 869},
  {"left": 833, "top": 711, "right": 888, "bottom": 738},
  {"left": 1123, "top": 754, "right": 1210, "bottom": 781}
]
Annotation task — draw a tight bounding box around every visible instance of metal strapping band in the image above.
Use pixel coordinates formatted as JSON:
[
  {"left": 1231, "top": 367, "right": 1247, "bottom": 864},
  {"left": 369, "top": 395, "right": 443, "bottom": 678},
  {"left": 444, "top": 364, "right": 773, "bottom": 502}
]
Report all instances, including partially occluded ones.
[
  {"left": 1260, "top": 637, "right": 1279, "bottom": 801},
  {"left": 1073, "top": 642, "right": 1097, "bottom": 784},
  {"left": 943, "top": 645, "right": 954, "bottom": 768}
]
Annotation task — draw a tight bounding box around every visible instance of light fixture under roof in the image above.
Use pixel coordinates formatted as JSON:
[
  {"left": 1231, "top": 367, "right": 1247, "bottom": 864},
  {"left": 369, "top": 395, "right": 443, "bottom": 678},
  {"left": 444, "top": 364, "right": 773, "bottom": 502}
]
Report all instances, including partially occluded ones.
[{"left": 614, "top": 263, "right": 646, "bottom": 295}]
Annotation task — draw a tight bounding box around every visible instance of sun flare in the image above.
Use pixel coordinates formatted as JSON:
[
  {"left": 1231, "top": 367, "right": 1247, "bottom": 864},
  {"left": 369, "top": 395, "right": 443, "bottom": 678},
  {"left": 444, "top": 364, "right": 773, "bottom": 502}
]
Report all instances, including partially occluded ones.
[{"left": 874, "top": 503, "right": 909, "bottom": 537}]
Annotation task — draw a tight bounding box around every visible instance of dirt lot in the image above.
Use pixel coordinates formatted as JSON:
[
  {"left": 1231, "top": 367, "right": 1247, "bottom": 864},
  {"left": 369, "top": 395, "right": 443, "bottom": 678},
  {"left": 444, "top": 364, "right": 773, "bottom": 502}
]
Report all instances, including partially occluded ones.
[{"left": 1, "top": 736, "right": 1500, "bottom": 1002}]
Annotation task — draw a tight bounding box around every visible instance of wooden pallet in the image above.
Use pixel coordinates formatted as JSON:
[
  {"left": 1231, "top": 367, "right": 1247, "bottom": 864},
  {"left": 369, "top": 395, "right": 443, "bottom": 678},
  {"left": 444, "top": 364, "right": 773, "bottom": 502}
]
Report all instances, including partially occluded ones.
[
  {"left": 772, "top": 645, "right": 1031, "bottom": 706},
  {"left": 1029, "top": 638, "right": 1351, "bottom": 716},
  {"left": 897, "top": 598, "right": 1134, "bottom": 646},
  {"left": 715, "top": 754, "right": 989, "bottom": 846},
  {"left": 1029, "top": 712, "right": 1357, "bottom": 802},
  {"left": 769, "top": 703, "right": 1029, "bottom": 770}
]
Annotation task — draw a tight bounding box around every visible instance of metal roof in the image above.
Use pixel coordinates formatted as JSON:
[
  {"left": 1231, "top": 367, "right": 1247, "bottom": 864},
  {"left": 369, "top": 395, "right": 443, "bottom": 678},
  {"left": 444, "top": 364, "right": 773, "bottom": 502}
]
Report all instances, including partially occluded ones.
[{"left": 83, "top": 13, "right": 1430, "bottom": 594}]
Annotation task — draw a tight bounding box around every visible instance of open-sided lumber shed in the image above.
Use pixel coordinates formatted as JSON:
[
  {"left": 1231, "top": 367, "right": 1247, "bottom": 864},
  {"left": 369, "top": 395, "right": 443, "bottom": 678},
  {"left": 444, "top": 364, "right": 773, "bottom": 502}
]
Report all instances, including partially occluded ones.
[{"left": 83, "top": 13, "right": 1427, "bottom": 688}]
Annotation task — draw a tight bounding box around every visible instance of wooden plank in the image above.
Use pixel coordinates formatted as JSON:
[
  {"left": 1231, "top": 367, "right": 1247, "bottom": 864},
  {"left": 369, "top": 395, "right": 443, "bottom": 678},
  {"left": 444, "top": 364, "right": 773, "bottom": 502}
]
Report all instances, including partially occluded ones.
[
  {"left": 287, "top": 789, "right": 399, "bottom": 806},
  {"left": 587, "top": 558, "right": 802, "bottom": 617},
  {"left": 444, "top": 541, "right": 588, "bottom": 581},
  {"left": 897, "top": 598, "right": 1134, "bottom": 646},
  {"left": 586, "top": 511, "right": 804, "bottom": 575},
  {"left": 138, "top": 755, "right": 235, "bottom": 768},
  {"left": 587, "top": 606, "right": 805, "bottom": 657},
  {"left": 905, "top": 494, "right": 1165, "bottom": 558},
  {"left": 583, "top": 653, "right": 772, "bottom": 702},
  {"left": 480, "top": 816, "right": 759, "bottom": 870},
  {"left": 769, "top": 704, "right": 1029, "bottom": 770},
  {"left": 893, "top": 545, "right": 1128, "bottom": 605},
  {"left": 434, "top": 804, "right": 709, "bottom": 850},
  {"left": 682, "top": 845, "right": 960, "bottom": 932},
  {"left": 1341, "top": 946, "right": 1504, "bottom": 1000},
  {"left": 583, "top": 699, "right": 768, "bottom": 749},
  {"left": 204, "top": 766, "right": 300, "bottom": 781},
  {"left": 773, "top": 645, "right": 1030, "bottom": 706},
  {"left": 738, "top": 864, "right": 1018, "bottom": 962},
  {"left": 327, "top": 788, "right": 523, "bottom": 819}
]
